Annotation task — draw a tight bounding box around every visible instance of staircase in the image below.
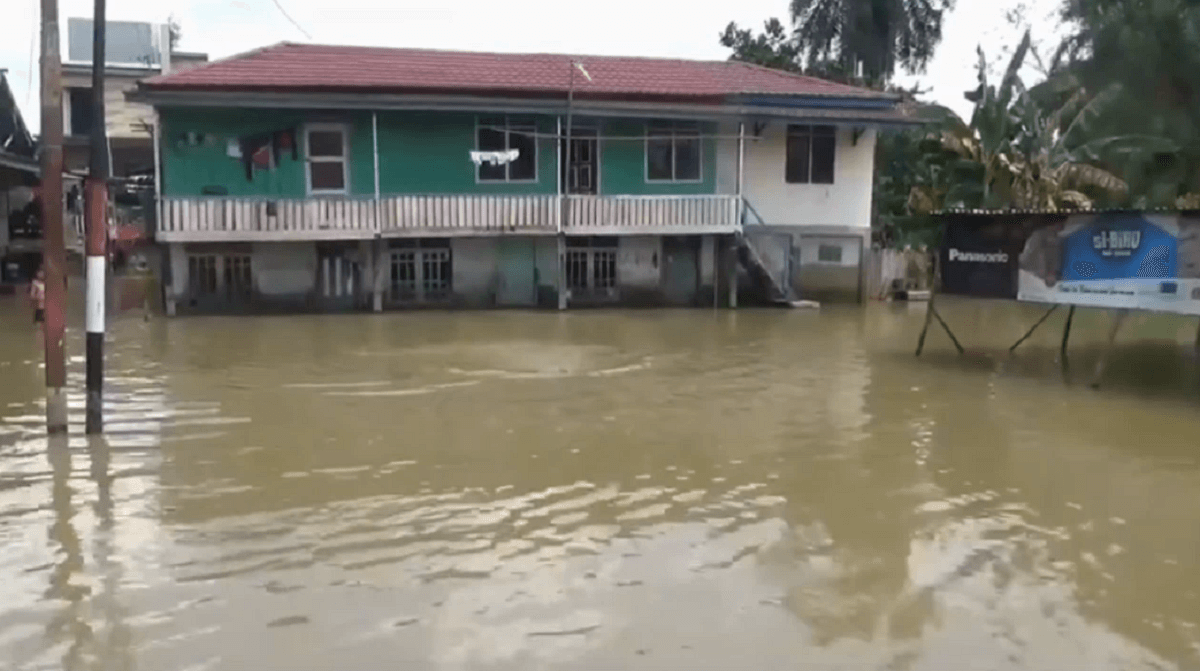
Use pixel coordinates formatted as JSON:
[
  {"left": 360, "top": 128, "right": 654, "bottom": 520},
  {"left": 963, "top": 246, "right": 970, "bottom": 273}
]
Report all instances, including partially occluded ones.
[{"left": 736, "top": 199, "right": 812, "bottom": 307}]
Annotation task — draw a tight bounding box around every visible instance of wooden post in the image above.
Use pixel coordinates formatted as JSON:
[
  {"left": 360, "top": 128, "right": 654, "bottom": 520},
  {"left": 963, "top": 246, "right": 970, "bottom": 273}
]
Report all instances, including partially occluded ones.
[
  {"left": 1009, "top": 305, "right": 1058, "bottom": 353},
  {"left": 915, "top": 294, "right": 935, "bottom": 356},
  {"left": 40, "top": 0, "right": 68, "bottom": 434},
  {"left": 1194, "top": 315, "right": 1199, "bottom": 357},
  {"left": 85, "top": 0, "right": 109, "bottom": 434},
  {"left": 1089, "top": 308, "right": 1128, "bottom": 389},
  {"left": 1061, "top": 305, "right": 1076, "bottom": 370},
  {"left": 915, "top": 253, "right": 939, "bottom": 357}
]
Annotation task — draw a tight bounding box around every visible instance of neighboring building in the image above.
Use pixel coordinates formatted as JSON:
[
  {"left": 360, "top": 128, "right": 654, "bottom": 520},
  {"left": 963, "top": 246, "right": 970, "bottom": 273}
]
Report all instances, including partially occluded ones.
[
  {"left": 63, "top": 18, "right": 208, "bottom": 177},
  {"left": 1, "top": 71, "right": 84, "bottom": 285},
  {"left": 128, "top": 43, "right": 911, "bottom": 314}
]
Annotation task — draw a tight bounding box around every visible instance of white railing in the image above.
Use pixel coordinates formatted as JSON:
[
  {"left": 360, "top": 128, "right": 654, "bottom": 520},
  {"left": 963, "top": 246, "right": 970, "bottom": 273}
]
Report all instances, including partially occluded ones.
[
  {"left": 157, "top": 194, "right": 742, "bottom": 242},
  {"left": 159, "top": 197, "right": 379, "bottom": 241},
  {"left": 380, "top": 195, "right": 558, "bottom": 236},
  {"left": 565, "top": 195, "right": 741, "bottom": 235}
]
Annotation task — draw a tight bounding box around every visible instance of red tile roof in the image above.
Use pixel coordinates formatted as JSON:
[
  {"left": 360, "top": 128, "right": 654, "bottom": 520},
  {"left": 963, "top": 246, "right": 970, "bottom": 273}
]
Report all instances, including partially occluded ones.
[{"left": 144, "top": 42, "right": 890, "bottom": 101}]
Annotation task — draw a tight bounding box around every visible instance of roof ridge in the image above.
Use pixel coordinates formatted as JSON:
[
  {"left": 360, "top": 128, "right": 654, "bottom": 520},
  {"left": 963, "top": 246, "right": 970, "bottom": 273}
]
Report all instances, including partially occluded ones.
[
  {"left": 269, "top": 41, "right": 742, "bottom": 65},
  {"left": 727, "top": 59, "right": 898, "bottom": 99}
]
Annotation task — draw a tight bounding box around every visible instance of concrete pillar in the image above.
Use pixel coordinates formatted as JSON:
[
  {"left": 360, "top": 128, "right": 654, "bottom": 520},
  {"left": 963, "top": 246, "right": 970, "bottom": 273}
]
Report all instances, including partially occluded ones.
[
  {"left": 557, "top": 234, "right": 567, "bottom": 310},
  {"left": 165, "top": 243, "right": 186, "bottom": 316},
  {"left": 373, "top": 238, "right": 386, "bottom": 312},
  {"left": 727, "top": 237, "right": 738, "bottom": 309}
]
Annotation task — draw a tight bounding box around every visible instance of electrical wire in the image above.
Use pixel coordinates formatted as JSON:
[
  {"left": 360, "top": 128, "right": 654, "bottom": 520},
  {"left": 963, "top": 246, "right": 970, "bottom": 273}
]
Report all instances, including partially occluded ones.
[{"left": 269, "top": 0, "right": 312, "bottom": 40}]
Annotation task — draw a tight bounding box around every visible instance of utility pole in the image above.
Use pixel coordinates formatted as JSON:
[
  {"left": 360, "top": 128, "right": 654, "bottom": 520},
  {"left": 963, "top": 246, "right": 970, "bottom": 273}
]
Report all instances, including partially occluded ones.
[
  {"left": 557, "top": 60, "right": 590, "bottom": 311},
  {"left": 85, "top": 0, "right": 108, "bottom": 434},
  {"left": 40, "top": 0, "right": 68, "bottom": 434},
  {"left": 557, "top": 62, "right": 575, "bottom": 311}
]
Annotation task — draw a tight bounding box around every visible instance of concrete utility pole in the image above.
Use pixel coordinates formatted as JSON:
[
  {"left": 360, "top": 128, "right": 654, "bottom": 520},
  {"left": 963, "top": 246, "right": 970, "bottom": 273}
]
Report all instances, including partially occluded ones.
[
  {"left": 40, "top": 0, "right": 68, "bottom": 434},
  {"left": 85, "top": 0, "right": 109, "bottom": 434}
]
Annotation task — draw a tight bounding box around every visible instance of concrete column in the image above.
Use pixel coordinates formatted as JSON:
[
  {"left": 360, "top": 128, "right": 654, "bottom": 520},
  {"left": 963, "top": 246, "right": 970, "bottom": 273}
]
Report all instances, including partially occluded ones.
[
  {"left": 165, "top": 243, "right": 186, "bottom": 316},
  {"left": 557, "top": 234, "right": 567, "bottom": 310},
  {"left": 373, "top": 238, "right": 386, "bottom": 312},
  {"left": 727, "top": 237, "right": 738, "bottom": 309}
]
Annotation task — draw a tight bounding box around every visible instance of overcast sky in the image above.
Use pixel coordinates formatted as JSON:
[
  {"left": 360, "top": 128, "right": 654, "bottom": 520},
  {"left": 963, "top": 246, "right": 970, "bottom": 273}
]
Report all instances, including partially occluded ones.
[{"left": 4, "top": 0, "right": 1064, "bottom": 135}]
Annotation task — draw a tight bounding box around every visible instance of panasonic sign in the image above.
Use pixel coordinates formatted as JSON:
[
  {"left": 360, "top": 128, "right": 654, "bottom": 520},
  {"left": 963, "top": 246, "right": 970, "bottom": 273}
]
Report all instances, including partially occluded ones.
[{"left": 949, "top": 248, "right": 1009, "bottom": 263}]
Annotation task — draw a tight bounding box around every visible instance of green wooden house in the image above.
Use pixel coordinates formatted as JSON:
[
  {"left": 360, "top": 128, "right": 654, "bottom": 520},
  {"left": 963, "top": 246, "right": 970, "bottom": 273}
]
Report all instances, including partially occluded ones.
[{"left": 128, "top": 43, "right": 910, "bottom": 313}]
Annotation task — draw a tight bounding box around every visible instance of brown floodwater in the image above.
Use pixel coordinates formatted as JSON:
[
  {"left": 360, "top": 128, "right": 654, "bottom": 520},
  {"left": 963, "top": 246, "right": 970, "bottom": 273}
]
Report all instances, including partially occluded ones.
[{"left": 2, "top": 292, "right": 1200, "bottom": 670}]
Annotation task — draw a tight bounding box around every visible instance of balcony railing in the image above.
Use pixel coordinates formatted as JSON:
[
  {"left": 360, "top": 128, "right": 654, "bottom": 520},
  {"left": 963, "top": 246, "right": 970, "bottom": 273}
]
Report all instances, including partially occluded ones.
[{"left": 156, "top": 194, "right": 742, "bottom": 242}]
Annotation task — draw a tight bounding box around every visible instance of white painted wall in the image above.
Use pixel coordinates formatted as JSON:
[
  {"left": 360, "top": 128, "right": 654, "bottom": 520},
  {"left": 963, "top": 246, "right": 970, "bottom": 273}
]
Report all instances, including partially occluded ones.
[
  {"left": 796, "top": 235, "right": 862, "bottom": 268},
  {"left": 617, "top": 236, "right": 661, "bottom": 289},
  {"left": 740, "top": 125, "right": 876, "bottom": 229},
  {"left": 253, "top": 242, "right": 316, "bottom": 296}
]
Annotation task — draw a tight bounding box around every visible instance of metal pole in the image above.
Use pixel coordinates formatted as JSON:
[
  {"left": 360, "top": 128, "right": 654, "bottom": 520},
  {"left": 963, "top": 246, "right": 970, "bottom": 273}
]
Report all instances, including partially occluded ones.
[
  {"left": 40, "top": 0, "right": 68, "bottom": 434},
  {"left": 557, "top": 63, "right": 575, "bottom": 311},
  {"left": 85, "top": 0, "right": 109, "bottom": 434}
]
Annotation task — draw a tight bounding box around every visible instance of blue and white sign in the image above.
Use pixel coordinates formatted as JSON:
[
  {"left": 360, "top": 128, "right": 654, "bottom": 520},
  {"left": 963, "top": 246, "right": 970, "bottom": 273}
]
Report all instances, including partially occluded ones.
[{"left": 1017, "top": 214, "right": 1200, "bottom": 314}]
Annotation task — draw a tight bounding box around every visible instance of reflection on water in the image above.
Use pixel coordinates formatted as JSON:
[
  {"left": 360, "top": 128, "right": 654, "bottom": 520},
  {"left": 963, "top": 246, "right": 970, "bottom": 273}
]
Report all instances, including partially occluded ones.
[{"left": 2, "top": 296, "right": 1199, "bottom": 670}]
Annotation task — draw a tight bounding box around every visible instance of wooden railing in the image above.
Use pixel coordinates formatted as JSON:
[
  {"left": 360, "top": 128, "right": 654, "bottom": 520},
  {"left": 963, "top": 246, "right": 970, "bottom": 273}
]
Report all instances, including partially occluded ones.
[
  {"left": 380, "top": 195, "right": 558, "bottom": 236},
  {"left": 565, "top": 195, "right": 741, "bottom": 235},
  {"left": 157, "top": 194, "right": 742, "bottom": 242},
  {"left": 159, "top": 197, "right": 380, "bottom": 241}
]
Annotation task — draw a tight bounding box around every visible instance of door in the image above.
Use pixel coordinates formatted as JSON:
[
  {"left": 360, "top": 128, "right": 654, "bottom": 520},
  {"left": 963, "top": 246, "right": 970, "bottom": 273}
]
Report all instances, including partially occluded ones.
[
  {"left": 662, "top": 236, "right": 699, "bottom": 305},
  {"left": 561, "top": 128, "right": 598, "bottom": 195},
  {"left": 497, "top": 238, "right": 537, "bottom": 306}
]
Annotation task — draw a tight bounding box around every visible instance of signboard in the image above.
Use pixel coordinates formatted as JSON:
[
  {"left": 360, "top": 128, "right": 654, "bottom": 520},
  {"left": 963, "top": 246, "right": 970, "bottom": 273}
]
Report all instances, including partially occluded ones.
[{"left": 940, "top": 212, "right": 1200, "bottom": 315}]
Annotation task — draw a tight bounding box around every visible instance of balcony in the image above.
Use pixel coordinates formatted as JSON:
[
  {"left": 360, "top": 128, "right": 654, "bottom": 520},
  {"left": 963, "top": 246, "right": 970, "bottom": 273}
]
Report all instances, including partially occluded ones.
[{"left": 155, "top": 194, "right": 742, "bottom": 242}]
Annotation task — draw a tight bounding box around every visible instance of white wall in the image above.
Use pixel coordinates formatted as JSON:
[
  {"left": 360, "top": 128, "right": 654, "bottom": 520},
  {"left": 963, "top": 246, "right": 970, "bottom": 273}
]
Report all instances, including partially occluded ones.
[
  {"left": 452, "top": 238, "right": 498, "bottom": 299},
  {"left": 796, "top": 235, "right": 862, "bottom": 268},
  {"left": 253, "top": 242, "right": 316, "bottom": 296},
  {"left": 617, "top": 236, "right": 661, "bottom": 289},
  {"left": 741, "top": 125, "right": 876, "bottom": 229}
]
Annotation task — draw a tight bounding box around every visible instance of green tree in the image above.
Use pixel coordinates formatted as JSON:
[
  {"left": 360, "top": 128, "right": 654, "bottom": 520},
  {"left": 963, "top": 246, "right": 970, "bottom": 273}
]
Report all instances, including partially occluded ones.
[
  {"left": 721, "top": 0, "right": 954, "bottom": 86},
  {"left": 1048, "top": 0, "right": 1200, "bottom": 206}
]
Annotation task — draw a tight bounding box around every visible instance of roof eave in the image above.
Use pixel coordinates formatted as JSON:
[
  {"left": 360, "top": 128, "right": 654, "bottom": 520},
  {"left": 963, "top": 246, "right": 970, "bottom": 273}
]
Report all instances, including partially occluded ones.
[{"left": 127, "top": 88, "right": 914, "bottom": 125}]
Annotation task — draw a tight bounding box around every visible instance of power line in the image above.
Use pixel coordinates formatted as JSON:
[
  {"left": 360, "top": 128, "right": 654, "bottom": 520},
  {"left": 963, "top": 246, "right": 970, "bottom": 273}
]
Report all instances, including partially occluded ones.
[{"left": 269, "top": 0, "right": 312, "bottom": 40}]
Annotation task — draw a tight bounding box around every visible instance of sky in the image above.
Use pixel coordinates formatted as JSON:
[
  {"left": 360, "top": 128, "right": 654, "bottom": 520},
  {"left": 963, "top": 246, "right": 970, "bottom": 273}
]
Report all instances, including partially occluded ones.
[{"left": 3, "top": 0, "right": 1066, "bottom": 135}]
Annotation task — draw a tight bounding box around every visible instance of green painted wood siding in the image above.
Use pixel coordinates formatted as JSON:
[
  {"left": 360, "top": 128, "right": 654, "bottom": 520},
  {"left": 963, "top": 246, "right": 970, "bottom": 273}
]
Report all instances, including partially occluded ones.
[
  {"left": 599, "top": 120, "right": 716, "bottom": 196},
  {"left": 158, "top": 109, "right": 716, "bottom": 198}
]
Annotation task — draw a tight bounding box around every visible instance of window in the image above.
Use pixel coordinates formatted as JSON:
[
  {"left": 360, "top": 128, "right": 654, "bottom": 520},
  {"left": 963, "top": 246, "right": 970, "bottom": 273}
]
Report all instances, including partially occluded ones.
[
  {"left": 188, "top": 253, "right": 252, "bottom": 299},
  {"left": 817, "top": 244, "right": 843, "bottom": 264},
  {"left": 389, "top": 240, "right": 452, "bottom": 302},
  {"left": 477, "top": 116, "right": 537, "bottom": 182},
  {"left": 305, "top": 124, "right": 349, "bottom": 195},
  {"left": 646, "top": 121, "right": 701, "bottom": 182},
  {"left": 786, "top": 125, "right": 836, "bottom": 184},
  {"left": 188, "top": 255, "right": 218, "bottom": 296},
  {"left": 224, "top": 255, "right": 254, "bottom": 298},
  {"left": 68, "top": 88, "right": 95, "bottom": 137},
  {"left": 565, "top": 238, "right": 618, "bottom": 296}
]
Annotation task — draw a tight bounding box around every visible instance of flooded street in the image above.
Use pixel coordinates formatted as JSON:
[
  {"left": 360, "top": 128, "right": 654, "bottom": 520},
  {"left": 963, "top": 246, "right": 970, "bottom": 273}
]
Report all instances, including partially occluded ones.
[{"left": 2, "top": 296, "right": 1200, "bottom": 670}]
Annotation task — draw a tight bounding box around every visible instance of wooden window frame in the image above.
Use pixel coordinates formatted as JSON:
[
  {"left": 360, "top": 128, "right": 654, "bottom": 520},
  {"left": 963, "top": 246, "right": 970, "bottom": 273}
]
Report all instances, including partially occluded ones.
[
  {"left": 475, "top": 116, "right": 539, "bottom": 184},
  {"left": 304, "top": 123, "right": 351, "bottom": 197},
  {"left": 785, "top": 124, "right": 837, "bottom": 185},
  {"left": 644, "top": 121, "right": 703, "bottom": 184}
]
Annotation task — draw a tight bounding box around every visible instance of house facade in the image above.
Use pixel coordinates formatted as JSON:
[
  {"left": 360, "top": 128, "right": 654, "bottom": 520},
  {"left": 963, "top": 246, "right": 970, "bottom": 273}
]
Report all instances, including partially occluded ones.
[{"left": 128, "top": 43, "right": 910, "bottom": 314}]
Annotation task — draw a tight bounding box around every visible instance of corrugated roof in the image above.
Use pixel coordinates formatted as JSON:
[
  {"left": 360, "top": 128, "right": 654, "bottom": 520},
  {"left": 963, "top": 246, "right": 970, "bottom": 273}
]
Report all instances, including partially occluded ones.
[{"left": 141, "top": 42, "right": 893, "bottom": 101}]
